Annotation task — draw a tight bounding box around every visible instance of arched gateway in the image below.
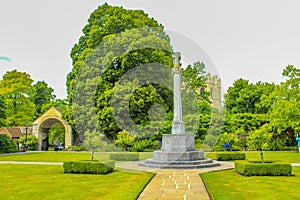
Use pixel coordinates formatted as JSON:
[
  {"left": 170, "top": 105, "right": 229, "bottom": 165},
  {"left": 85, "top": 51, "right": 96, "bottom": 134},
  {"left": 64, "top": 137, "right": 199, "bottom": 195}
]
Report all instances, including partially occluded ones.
[{"left": 32, "top": 107, "right": 72, "bottom": 151}]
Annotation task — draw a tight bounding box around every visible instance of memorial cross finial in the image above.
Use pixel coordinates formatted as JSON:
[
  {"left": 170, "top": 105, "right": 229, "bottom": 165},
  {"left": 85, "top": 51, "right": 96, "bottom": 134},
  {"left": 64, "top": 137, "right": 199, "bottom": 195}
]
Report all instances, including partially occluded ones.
[{"left": 172, "top": 52, "right": 181, "bottom": 71}]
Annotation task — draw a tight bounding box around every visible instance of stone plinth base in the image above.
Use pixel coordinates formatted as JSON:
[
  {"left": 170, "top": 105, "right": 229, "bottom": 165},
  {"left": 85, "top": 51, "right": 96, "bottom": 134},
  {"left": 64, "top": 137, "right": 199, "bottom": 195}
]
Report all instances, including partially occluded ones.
[
  {"left": 153, "top": 150, "right": 204, "bottom": 161},
  {"left": 161, "top": 134, "right": 194, "bottom": 152},
  {"left": 139, "top": 134, "right": 220, "bottom": 169}
]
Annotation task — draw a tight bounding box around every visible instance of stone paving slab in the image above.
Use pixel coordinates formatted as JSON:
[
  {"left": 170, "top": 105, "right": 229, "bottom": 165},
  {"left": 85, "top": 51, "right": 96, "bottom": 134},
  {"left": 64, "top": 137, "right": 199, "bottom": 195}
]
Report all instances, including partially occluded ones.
[{"left": 137, "top": 162, "right": 234, "bottom": 200}]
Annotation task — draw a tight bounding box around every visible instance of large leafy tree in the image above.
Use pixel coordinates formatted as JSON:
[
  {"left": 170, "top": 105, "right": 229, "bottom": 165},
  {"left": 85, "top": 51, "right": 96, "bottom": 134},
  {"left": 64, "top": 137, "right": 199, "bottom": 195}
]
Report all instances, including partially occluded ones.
[
  {"left": 223, "top": 79, "right": 275, "bottom": 144},
  {"left": 0, "top": 95, "right": 6, "bottom": 127},
  {"left": 67, "top": 3, "right": 173, "bottom": 142},
  {"left": 30, "top": 81, "right": 56, "bottom": 116},
  {"left": 182, "top": 61, "right": 211, "bottom": 139},
  {"left": 225, "top": 79, "right": 275, "bottom": 114},
  {"left": 0, "top": 70, "right": 35, "bottom": 126},
  {"left": 267, "top": 65, "right": 300, "bottom": 137},
  {"left": 67, "top": 3, "right": 167, "bottom": 101}
]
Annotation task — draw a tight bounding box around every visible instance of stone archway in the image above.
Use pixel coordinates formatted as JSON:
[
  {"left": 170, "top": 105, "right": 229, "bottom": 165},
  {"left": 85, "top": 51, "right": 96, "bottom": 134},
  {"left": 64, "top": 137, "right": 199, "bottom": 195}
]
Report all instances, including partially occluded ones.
[{"left": 32, "top": 107, "right": 72, "bottom": 151}]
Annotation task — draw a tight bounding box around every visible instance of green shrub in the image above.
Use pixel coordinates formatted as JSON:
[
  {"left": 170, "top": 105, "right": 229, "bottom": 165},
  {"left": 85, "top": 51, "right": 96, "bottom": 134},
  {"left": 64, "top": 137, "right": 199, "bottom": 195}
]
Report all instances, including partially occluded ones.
[
  {"left": 19, "top": 134, "right": 38, "bottom": 151},
  {"left": 68, "top": 145, "right": 87, "bottom": 151},
  {"left": 129, "top": 139, "right": 159, "bottom": 152},
  {"left": 235, "top": 160, "right": 292, "bottom": 176},
  {"left": 109, "top": 152, "right": 139, "bottom": 161},
  {"left": 63, "top": 161, "right": 115, "bottom": 174},
  {"left": 216, "top": 152, "right": 246, "bottom": 161},
  {"left": 0, "top": 134, "right": 16, "bottom": 153},
  {"left": 100, "top": 143, "right": 123, "bottom": 152}
]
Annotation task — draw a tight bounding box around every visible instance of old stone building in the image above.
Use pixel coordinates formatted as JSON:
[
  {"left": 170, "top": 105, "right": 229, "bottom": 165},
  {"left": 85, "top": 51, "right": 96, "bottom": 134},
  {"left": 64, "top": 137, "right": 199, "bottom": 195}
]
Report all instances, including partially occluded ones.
[{"left": 205, "top": 73, "right": 222, "bottom": 109}]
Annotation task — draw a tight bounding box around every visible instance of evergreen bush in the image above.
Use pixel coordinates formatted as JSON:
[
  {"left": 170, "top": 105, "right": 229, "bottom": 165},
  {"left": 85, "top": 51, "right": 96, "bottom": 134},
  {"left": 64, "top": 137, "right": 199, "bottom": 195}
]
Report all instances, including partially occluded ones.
[
  {"left": 216, "top": 152, "right": 246, "bottom": 161},
  {"left": 63, "top": 161, "right": 115, "bottom": 174},
  {"left": 109, "top": 152, "right": 139, "bottom": 161},
  {"left": 235, "top": 160, "right": 292, "bottom": 176},
  {"left": 0, "top": 134, "right": 16, "bottom": 153},
  {"left": 129, "top": 139, "right": 159, "bottom": 152}
]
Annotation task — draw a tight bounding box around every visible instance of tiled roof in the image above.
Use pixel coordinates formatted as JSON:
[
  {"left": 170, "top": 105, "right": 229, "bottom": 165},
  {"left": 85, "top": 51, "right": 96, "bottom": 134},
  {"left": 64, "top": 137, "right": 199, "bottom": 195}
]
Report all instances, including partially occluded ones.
[{"left": 1, "top": 127, "right": 33, "bottom": 138}]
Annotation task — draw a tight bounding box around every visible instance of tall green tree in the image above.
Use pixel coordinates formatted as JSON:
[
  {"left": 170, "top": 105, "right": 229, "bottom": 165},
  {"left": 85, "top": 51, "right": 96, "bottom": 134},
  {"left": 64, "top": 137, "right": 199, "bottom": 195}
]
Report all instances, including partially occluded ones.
[
  {"left": 0, "top": 95, "right": 6, "bottom": 127},
  {"left": 247, "top": 125, "right": 272, "bottom": 163},
  {"left": 182, "top": 61, "right": 211, "bottom": 139},
  {"left": 225, "top": 79, "right": 275, "bottom": 114},
  {"left": 30, "top": 81, "right": 56, "bottom": 116},
  {"left": 267, "top": 65, "right": 300, "bottom": 137},
  {"left": 41, "top": 99, "right": 68, "bottom": 115},
  {"left": 67, "top": 3, "right": 173, "bottom": 142},
  {"left": 0, "top": 70, "right": 35, "bottom": 126}
]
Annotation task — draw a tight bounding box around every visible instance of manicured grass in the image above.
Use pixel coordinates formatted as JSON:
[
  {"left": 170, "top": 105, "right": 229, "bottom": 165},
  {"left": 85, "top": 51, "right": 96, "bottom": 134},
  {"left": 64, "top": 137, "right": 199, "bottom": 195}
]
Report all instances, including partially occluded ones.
[
  {"left": 0, "top": 152, "right": 91, "bottom": 162},
  {"left": 205, "top": 152, "right": 300, "bottom": 163},
  {"left": 0, "top": 152, "right": 153, "bottom": 162},
  {"left": 0, "top": 164, "right": 154, "bottom": 200},
  {"left": 201, "top": 167, "right": 300, "bottom": 200}
]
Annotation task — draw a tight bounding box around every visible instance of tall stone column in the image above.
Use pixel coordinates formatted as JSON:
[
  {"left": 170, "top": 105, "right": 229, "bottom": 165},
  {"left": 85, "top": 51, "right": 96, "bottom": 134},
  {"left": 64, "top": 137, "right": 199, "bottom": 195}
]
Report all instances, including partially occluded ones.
[
  {"left": 172, "top": 52, "right": 184, "bottom": 134},
  {"left": 138, "top": 52, "right": 219, "bottom": 168}
]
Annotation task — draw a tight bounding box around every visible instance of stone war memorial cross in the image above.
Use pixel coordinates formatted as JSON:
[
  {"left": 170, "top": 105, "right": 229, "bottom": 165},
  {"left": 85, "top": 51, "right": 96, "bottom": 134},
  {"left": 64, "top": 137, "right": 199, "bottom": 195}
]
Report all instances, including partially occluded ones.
[{"left": 139, "top": 52, "right": 219, "bottom": 168}]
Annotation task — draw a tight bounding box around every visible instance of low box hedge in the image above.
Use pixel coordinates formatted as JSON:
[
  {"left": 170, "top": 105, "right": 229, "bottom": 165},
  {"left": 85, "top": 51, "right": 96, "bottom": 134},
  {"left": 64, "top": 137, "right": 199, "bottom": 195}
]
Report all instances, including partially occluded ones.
[
  {"left": 109, "top": 153, "right": 139, "bottom": 161},
  {"left": 215, "top": 152, "right": 246, "bottom": 161},
  {"left": 63, "top": 160, "right": 115, "bottom": 174},
  {"left": 235, "top": 160, "right": 292, "bottom": 176}
]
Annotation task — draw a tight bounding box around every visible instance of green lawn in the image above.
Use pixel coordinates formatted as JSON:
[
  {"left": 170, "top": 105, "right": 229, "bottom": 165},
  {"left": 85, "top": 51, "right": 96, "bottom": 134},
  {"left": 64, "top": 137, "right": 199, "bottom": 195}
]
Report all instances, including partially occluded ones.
[
  {"left": 205, "top": 151, "right": 300, "bottom": 163},
  {"left": 0, "top": 152, "right": 153, "bottom": 162},
  {"left": 201, "top": 167, "right": 300, "bottom": 200},
  {"left": 0, "top": 164, "right": 154, "bottom": 200},
  {"left": 0, "top": 152, "right": 91, "bottom": 162}
]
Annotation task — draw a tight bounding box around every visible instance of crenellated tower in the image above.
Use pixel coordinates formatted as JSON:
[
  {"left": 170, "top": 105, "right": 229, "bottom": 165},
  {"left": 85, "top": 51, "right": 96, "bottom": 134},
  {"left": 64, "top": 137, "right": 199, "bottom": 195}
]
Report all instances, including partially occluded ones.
[{"left": 205, "top": 73, "right": 222, "bottom": 109}]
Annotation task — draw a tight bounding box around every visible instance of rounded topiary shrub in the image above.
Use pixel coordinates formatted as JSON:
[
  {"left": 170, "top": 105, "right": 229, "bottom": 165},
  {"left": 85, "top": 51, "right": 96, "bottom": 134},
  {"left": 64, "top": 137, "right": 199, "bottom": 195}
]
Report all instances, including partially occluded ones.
[{"left": 235, "top": 160, "right": 292, "bottom": 176}]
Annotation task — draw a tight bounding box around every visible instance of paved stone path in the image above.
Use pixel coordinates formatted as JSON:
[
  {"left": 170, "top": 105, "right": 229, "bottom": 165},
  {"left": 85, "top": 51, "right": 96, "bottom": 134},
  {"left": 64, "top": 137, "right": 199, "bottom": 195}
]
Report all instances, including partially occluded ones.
[
  {"left": 138, "top": 170, "right": 210, "bottom": 200},
  {"left": 135, "top": 162, "right": 234, "bottom": 200}
]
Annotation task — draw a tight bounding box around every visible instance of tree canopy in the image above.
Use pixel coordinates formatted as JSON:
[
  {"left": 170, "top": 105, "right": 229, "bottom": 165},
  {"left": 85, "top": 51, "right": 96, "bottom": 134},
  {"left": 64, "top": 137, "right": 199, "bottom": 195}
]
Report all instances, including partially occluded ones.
[
  {"left": 0, "top": 69, "right": 61, "bottom": 127},
  {"left": 0, "top": 70, "right": 35, "bottom": 126},
  {"left": 223, "top": 65, "right": 300, "bottom": 150},
  {"left": 67, "top": 3, "right": 174, "bottom": 142},
  {"left": 30, "top": 81, "right": 56, "bottom": 116}
]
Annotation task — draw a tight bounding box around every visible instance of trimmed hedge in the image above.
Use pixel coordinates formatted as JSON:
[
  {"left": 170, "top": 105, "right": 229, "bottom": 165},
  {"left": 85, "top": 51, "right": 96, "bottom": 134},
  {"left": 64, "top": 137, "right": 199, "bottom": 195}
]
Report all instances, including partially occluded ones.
[
  {"left": 216, "top": 152, "right": 246, "bottom": 161},
  {"left": 63, "top": 161, "right": 115, "bottom": 174},
  {"left": 109, "top": 153, "right": 139, "bottom": 161},
  {"left": 235, "top": 160, "right": 292, "bottom": 176}
]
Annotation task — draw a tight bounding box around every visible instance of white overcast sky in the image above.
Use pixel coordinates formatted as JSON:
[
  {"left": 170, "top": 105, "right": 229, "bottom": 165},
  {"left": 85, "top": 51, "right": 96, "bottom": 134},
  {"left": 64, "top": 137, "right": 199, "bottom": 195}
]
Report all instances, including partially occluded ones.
[{"left": 0, "top": 0, "right": 299, "bottom": 98}]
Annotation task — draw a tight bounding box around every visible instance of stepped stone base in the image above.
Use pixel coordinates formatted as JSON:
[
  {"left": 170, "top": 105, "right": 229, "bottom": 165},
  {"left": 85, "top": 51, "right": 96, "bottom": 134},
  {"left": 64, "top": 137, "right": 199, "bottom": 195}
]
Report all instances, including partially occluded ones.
[
  {"left": 139, "top": 134, "right": 220, "bottom": 169},
  {"left": 139, "top": 158, "right": 219, "bottom": 169}
]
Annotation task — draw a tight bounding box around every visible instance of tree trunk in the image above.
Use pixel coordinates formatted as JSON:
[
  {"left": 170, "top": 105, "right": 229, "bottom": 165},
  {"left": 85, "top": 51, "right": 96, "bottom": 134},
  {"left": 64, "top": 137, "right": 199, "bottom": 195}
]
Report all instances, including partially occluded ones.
[
  {"left": 260, "top": 149, "right": 264, "bottom": 163},
  {"left": 92, "top": 150, "right": 94, "bottom": 161}
]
